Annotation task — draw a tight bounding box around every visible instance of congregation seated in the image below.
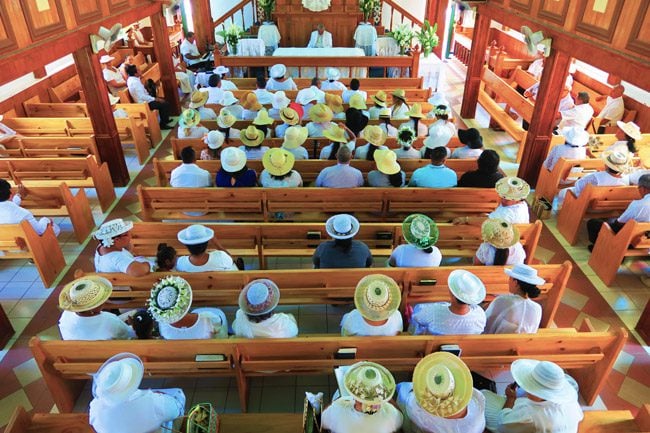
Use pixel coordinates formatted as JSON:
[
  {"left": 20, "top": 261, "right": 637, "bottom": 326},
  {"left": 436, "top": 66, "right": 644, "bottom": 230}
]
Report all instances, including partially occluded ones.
[
  {"left": 595, "top": 84, "right": 625, "bottom": 132},
  {"left": 266, "top": 63, "right": 297, "bottom": 91},
  {"left": 315, "top": 146, "right": 363, "bottom": 187},
  {"left": 189, "top": 90, "right": 217, "bottom": 120},
  {"left": 259, "top": 148, "right": 303, "bottom": 187},
  {"left": 474, "top": 218, "right": 526, "bottom": 266},
  {"left": 368, "top": 149, "right": 406, "bottom": 187},
  {"left": 542, "top": 126, "right": 588, "bottom": 171},
  {"left": 485, "top": 264, "right": 543, "bottom": 334},
  {"left": 0, "top": 180, "right": 60, "bottom": 236},
  {"left": 321, "top": 361, "right": 403, "bottom": 433},
  {"left": 391, "top": 89, "right": 410, "bottom": 119},
  {"left": 396, "top": 353, "right": 486, "bottom": 433},
  {"left": 458, "top": 150, "right": 504, "bottom": 188},
  {"left": 177, "top": 108, "right": 209, "bottom": 139},
  {"left": 100, "top": 54, "right": 127, "bottom": 95},
  {"left": 340, "top": 274, "right": 403, "bottom": 336},
  {"left": 368, "top": 90, "right": 388, "bottom": 119},
  {"left": 312, "top": 214, "right": 373, "bottom": 269},
  {"left": 388, "top": 214, "right": 442, "bottom": 267},
  {"left": 231, "top": 278, "right": 299, "bottom": 338},
  {"left": 200, "top": 130, "right": 225, "bottom": 160},
  {"left": 221, "top": 91, "right": 244, "bottom": 119},
  {"left": 215, "top": 147, "right": 257, "bottom": 187},
  {"left": 239, "top": 125, "right": 270, "bottom": 160},
  {"left": 176, "top": 224, "right": 238, "bottom": 271},
  {"left": 93, "top": 219, "right": 152, "bottom": 276},
  {"left": 482, "top": 359, "right": 583, "bottom": 433},
  {"left": 89, "top": 352, "right": 186, "bottom": 433},
  {"left": 275, "top": 106, "right": 300, "bottom": 138},
  {"left": 409, "top": 270, "right": 487, "bottom": 335},
  {"left": 378, "top": 108, "right": 399, "bottom": 137},
  {"left": 421, "top": 121, "right": 454, "bottom": 159},
  {"left": 355, "top": 125, "right": 388, "bottom": 160},
  {"left": 171, "top": 146, "right": 211, "bottom": 187},
  {"left": 148, "top": 275, "right": 228, "bottom": 339},
  {"left": 254, "top": 75, "right": 274, "bottom": 104},
  {"left": 271, "top": 91, "right": 291, "bottom": 120},
  {"left": 342, "top": 78, "right": 367, "bottom": 104},
  {"left": 401, "top": 103, "right": 428, "bottom": 137},
  {"left": 451, "top": 128, "right": 484, "bottom": 159},
  {"left": 394, "top": 125, "right": 419, "bottom": 159},
  {"left": 601, "top": 120, "right": 641, "bottom": 156},
  {"left": 281, "top": 125, "right": 309, "bottom": 160},
  {"left": 125, "top": 63, "right": 172, "bottom": 129},
  {"left": 409, "top": 146, "right": 457, "bottom": 188},
  {"left": 307, "top": 104, "right": 336, "bottom": 138},
  {"left": 322, "top": 67, "right": 347, "bottom": 91},
  {"left": 57, "top": 277, "right": 134, "bottom": 340}
]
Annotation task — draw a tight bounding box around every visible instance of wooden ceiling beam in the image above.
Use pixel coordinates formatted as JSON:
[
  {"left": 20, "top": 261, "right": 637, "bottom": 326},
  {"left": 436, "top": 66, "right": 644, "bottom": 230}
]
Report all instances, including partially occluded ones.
[{"left": 0, "top": 3, "right": 160, "bottom": 87}]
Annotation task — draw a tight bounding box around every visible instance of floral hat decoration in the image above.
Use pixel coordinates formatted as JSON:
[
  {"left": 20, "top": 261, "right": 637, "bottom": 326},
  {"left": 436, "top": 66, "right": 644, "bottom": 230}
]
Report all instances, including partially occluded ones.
[
  {"left": 344, "top": 361, "right": 397, "bottom": 410},
  {"left": 354, "top": 274, "right": 401, "bottom": 322},
  {"left": 148, "top": 276, "right": 193, "bottom": 324},
  {"left": 397, "top": 124, "right": 416, "bottom": 148},
  {"left": 402, "top": 213, "right": 439, "bottom": 250}
]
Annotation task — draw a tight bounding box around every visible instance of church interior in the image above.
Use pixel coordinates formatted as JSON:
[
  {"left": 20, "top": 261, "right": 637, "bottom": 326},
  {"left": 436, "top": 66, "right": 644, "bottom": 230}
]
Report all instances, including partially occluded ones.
[{"left": 0, "top": 0, "right": 649, "bottom": 431}]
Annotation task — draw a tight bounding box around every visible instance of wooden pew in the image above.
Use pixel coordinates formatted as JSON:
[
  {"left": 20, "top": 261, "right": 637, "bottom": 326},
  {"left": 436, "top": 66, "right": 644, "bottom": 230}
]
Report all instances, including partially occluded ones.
[
  {"left": 535, "top": 158, "right": 605, "bottom": 202},
  {"left": 557, "top": 184, "right": 641, "bottom": 245},
  {"left": 225, "top": 88, "right": 432, "bottom": 103},
  {"left": 487, "top": 44, "right": 534, "bottom": 78},
  {"left": 127, "top": 221, "right": 542, "bottom": 267},
  {"left": 0, "top": 221, "right": 65, "bottom": 287},
  {"left": 228, "top": 76, "right": 424, "bottom": 90},
  {"left": 30, "top": 324, "right": 626, "bottom": 412},
  {"left": 137, "top": 186, "right": 500, "bottom": 222},
  {"left": 0, "top": 156, "right": 115, "bottom": 212},
  {"left": 12, "top": 136, "right": 99, "bottom": 159},
  {"left": 153, "top": 158, "right": 479, "bottom": 186},
  {"left": 508, "top": 66, "right": 537, "bottom": 93},
  {"left": 47, "top": 75, "right": 83, "bottom": 103},
  {"left": 588, "top": 220, "right": 650, "bottom": 285}
]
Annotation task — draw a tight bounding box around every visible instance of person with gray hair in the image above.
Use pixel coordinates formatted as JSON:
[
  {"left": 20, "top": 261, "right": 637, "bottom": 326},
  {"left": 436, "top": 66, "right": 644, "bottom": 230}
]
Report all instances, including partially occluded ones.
[
  {"left": 586, "top": 173, "right": 650, "bottom": 251},
  {"left": 307, "top": 23, "right": 333, "bottom": 48},
  {"left": 315, "top": 146, "right": 364, "bottom": 188},
  {"left": 558, "top": 91, "right": 594, "bottom": 130}
]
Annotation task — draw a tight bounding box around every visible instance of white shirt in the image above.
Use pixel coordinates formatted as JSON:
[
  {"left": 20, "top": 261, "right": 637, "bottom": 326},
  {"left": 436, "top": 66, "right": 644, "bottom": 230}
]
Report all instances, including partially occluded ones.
[
  {"left": 475, "top": 242, "right": 526, "bottom": 266},
  {"left": 239, "top": 145, "right": 270, "bottom": 161},
  {"left": 543, "top": 144, "right": 587, "bottom": 171},
  {"left": 618, "top": 193, "right": 650, "bottom": 223},
  {"left": 307, "top": 30, "right": 333, "bottom": 48},
  {"left": 175, "top": 251, "right": 236, "bottom": 272},
  {"left": 379, "top": 123, "right": 398, "bottom": 138},
  {"left": 177, "top": 126, "right": 210, "bottom": 139},
  {"left": 527, "top": 59, "right": 544, "bottom": 80},
  {"left": 322, "top": 80, "right": 347, "bottom": 91},
  {"left": 170, "top": 163, "right": 211, "bottom": 187},
  {"left": 159, "top": 309, "right": 228, "bottom": 339},
  {"left": 354, "top": 144, "right": 388, "bottom": 160},
  {"left": 392, "top": 103, "right": 410, "bottom": 119},
  {"left": 283, "top": 146, "right": 310, "bottom": 160},
  {"left": 127, "top": 76, "right": 154, "bottom": 103},
  {"left": 558, "top": 94, "right": 575, "bottom": 112},
  {"left": 221, "top": 80, "right": 238, "bottom": 90},
  {"left": 397, "top": 384, "right": 486, "bottom": 433},
  {"left": 307, "top": 121, "right": 335, "bottom": 138},
  {"left": 90, "top": 388, "right": 185, "bottom": 433},
  {"left": 558, "top": 103, "right": 594, "bottom": 130},
  {"left": 260, "top": 170, "right": 303, "bottom": 187},
  {"left": 342, "top": 90, "right": 368, "bottom": 104},
  {"left": 571, "top": 171, "right": 629, "bottom": 197},
  {"left": 94, "top": 248, "right": 148, "bottom": 273},
  {"left": 489, "top": 202, "right": 530, "bottom": 224},
  {"left": 394, "top": 147, "right": 420, "bottom": 159},
  {"left": 390, "top": 244, "right": 441, "bottom": 267},
  {"left": 340, "top": 309, "right": 403, "bottom": 336},
  {"left": 180, "top": 39, "right": 201, "bottom": 65},
  {"left": 266, "top": 78, "right": 298, "bottom": 91},
  {"left": 368, "top": 106, "right": 383, "bottom": 120},
  {"left": 485, "top": 394, "right": 583, "bottom": 433},
  {"left": 410, "top": 302, "right": 486, "bottom": 335},
  {"left": 102, "top": 68, "right": 126, "bottom": 94},
  {"left": 322, "top": 398, "right": 403, "bottom": 433},
  {"left": 597, "top": 96, "right": 625, "bottom": 122},
  {"left": 484, "top": 295, "right": 542, "bottom": 334},
  {"left": 451, "top": 146, "right": 483, "bottom": 159},
  {"left": 232, "top": 309, "right": 298, "bottom": 338},
  {"left": 0, "top": 198, "right": 55, "bottom": 236},
  {"left": 58, "top": 311, "right": 134, "bottom": 340},
  {"left": 203, "top": 87, "right": 224, "bottom": 105}
]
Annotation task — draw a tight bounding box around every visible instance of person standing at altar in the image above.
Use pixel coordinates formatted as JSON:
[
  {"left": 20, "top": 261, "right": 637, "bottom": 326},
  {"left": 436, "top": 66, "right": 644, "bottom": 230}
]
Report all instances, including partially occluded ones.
[
  {"left": 266, "top": 64, "right": 298, "bottom": 91},
  {"left": 354, "top": 21, "right": 378, "bottom": 56},
  {"left": 307, "top": 23, "right": 333, "bottom": 48}
]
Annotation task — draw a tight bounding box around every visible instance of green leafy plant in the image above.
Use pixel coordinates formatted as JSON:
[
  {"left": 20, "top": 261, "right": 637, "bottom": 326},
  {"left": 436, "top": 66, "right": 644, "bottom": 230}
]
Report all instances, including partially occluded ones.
[
  {"left": 259, "top": 0, "right": 275, "bottom": 22},
  {"left": 417, "top": 20, "right": 439, "bottom": 57},
  {"left": 216, "top": 23, "right": 244, "bottom": 55},
  {"left": 389, "top": 23, "right": 416, "bottom": 55},
  {"left": 359, "top": 0, "right": 379, "bottom": 22}
]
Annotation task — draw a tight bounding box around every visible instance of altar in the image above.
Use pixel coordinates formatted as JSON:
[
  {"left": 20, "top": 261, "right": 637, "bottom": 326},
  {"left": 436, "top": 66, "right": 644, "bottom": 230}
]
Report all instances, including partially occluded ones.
[{"left": 272, "top": 47, "right": 367, "bottom": 78}]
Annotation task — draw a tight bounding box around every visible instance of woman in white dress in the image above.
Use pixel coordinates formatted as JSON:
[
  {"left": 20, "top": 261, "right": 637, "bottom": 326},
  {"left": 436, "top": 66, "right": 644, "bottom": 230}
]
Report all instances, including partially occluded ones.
[
  {"left": 340, "top": 274, "right": 403, "bottom": 336},
  {"left": 176, "top": 108, "right": 209, "bottom": 139},
  {"left": 474, "top": 218, "right": 526, "bottom": 266},
  {"left": 93, "top": 219, "right": 151, "bottom": 276},
  {"left": 321, "top": 361, "right": 403, "bottom": 433},
  {"left": 148, "top": 275, "right": 228, "bottom": 339},
  {"left": 389, "top": 214, "right": 441, "bottom": 267},
  {"left": 175, "top": 224, "right": 237, "bottom": 272},
  {"left": 485, "top": 264, "right": 543, "bottom": 334},
  {"left": 397, "top": 352, "right": 486, "bottom": 433},
  {"left": 355, "top": 125, "right": 388, "bottom": 160},
  {"left": 232, "top": 279, "right": 298, "bottom": 338},
  {"left": 390, "top": 89, "right": 410, "bottom": 119}
]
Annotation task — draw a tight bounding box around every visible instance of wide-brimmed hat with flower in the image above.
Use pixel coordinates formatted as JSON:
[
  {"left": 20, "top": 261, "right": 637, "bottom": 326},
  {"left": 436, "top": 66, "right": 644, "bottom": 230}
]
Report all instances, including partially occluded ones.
[
  {"left": 364, "top": 125, "right": 387, "bottom": 147},
  {"left": 405, "top": 103, "right": 425, "bottom": 119},
  {"left": 205, "top": 130, "right": 225, "bottom": 149},
  {"left": 402, "top": 214, "right": 439, "bottom": 250},
  {"left": 349, "top": 93, "right": 367, "bottom": 110},
  {"left": 272, "top": 91, "right": 291, "bottom": 110},
  {"left": 59, "top": 276, "right": 113, "bottom": 313},
  {"left": 148, "top": 275, "right": 193, "bottom": 324},
  {"left": 239, "top": 278, "right": 280, "bottom": 315},
  {"left": 354, "top": 274, "right": 401, "bottom": 322},
  {"left": 448, "top": 270, "right": 486, "bottom": 305},
  {"left": 325, "top": 214, "right": 359, "bottom": 239},
  {"left": 179, "top": 108, "right": 200, "bottom": 128},
  {"left": 423, "top": 122, "right": 453, "bottom": 149},
  {"left": 241, "top": 92, "right": 262, "bottom": 111},
  {"left": 309, "top": 103, "right": 334, "bottom": 123},
  {"left": 270, "top": 64, "right": 287, "bottom": 79},
  {"left": 240, "top": 125, "right": 265, "bottom": 147},
  {"left": 92, "top": 353, "right": 144, "bottom": 405},
  {"left": 392, "top": 89, "right": 407, "bottom": 102},
  {"left": 189, "top": 90, "right": 209, "bottom": 109},
  {"left": 495, "top": 177, "right": 530, "bottom": 201},
  {"left": 177, "top": 224, "right": 214, "bottom": 245},
  {"left": 374, "top": 149, "right": 401, "bottom": 176},
  {"left": 373, "top": 91, "right": 388, "bottom": 107},
  {"left": 602, "top": 150, "right": 631, "bottom": 173},
  {"left": 323, "top": 125, "right": 348, "bottom": 143},
  {"left": 344, "top": 361, "right": 396, "bottom": 407},
  {"left": 220, "top": 147, "right": 247, "bottom": 172},
  {"left": 482, "top": 218, "right": 519, "bottom": 249},
  {"left": 282, "top": 125, "right": 308, "bottom": 149},
  {"left": 325, "top": 93, "right": 344, "bottom": 113},
  {"left": 510, "top": 359, "right": 577, "bottom": 404},
  {"left": 263, "top": 148, "right": 295, "bottom": 176},
  {"left": 413, "top": 352, "right": 473, "bottom": 418},
  {"left": 280, "top": 107, "right": 300, "bottom": 125},
  {"left": 93, "top": 218, "right": 134, "bottom": 248},
  {"left": 617, "top": 121, "right": 642, "bottom": 141},
  {"left": 397, "top": 124, "right": 416, "bottom": 148},
  {"left": 253, "top": 108, "right": 274, "bottom": 126},
  {"left": 217, "top": 108, "right": 236, "bottom": 128}
]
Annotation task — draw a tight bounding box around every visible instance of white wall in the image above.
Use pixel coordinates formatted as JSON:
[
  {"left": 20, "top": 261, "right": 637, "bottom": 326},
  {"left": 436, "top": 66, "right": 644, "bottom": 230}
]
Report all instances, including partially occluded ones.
[{"left": 381, "top": 0, "right": 425, "bottom": 30}]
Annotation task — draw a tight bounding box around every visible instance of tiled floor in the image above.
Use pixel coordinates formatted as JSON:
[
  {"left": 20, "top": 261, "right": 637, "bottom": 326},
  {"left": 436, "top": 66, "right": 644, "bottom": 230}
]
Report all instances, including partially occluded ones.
[{"left": 0, "top": 59, "right": 648, "bottom": 431}]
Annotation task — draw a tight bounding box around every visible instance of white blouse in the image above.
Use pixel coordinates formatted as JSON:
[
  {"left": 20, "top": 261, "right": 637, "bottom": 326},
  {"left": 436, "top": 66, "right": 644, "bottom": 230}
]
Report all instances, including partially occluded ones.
[
  {"left": 175, "top": 251, "right": 237, "bottom": 272},
  {"left": 321, "top": 397, "right": 403, "bottom": 433},
  {"left": 410, "top": 302, "right": 486, "bottom": 335},
  {"left": 484, "top": 294, "right": 542, "bottom": 334},
  {"left": 58, "top": 311, "right": 134, "bottom": 340},
  {"left": 232, "top": 309, "right": 298, "bottom": 338},
  {"left": 340, "top": 309, "right": 403, "bottom": 336},
  {"left": 475, "top": 242, "right": 526, "bottom": 266},
  {"left": 159, "top": 309, "right": 228, "bottom": 339}
]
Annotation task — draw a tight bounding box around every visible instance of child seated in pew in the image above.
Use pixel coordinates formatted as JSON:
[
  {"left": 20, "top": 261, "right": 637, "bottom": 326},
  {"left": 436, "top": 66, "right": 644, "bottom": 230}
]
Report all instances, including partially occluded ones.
[
  {"left": 130, "top": 308, "right": 156, "bottom": 339},
  {"left": 200, "top": 130, "right": 225, "bottom": 161},
  {"left": 93, "top": 219, "right": 152, "bottom": 276},
  {"left": 155, "top": 243, "right": 177, "bottom": 272},
  {"left": 393, "top": 125, "right": 419, "bottom": 159},
  {"left": 388, "top": 214, "right": 441, "bottom": 267},
  {"left": 176, "top": 224, "right": 238, "bottom": 272},
  {"left": 148, "top": 276, "right": 228, "bottom": 339},
  {"left": 340, "top": 274, "right": 403, "bottom": 336},
  {"left": 0, "top": 180, "right": 61, "bottom": 236},
  {"left": 474, "top": 218, "right": 526, "bottom": 266},
  {"left": 232, "top": 278, "right": 299, "bottom": 338}
]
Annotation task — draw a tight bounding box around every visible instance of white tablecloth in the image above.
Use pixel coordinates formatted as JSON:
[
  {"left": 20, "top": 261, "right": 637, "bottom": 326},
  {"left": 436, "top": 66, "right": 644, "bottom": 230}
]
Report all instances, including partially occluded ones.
[
  {"left": 234, "top": 38, "right": 265, "bottom": 56},
  {"left": 272, "top": 47, "right": 367, "bottom": 78}
]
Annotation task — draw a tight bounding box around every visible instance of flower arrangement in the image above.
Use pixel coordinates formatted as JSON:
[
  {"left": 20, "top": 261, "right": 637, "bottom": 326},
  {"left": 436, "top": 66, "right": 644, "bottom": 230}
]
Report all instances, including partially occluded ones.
[
  {"left": 258, "top": 0, "right": 275, "bottom": 22},
  {"left": 397, "top": 125, "right": 416, "bottom": 147},
  {"left": 359, "top": 0, "right": 380, "bottom": 22},
  {"left": 417, "top": 20, "right": 439, "bottom": 58},
  {"left": 588, "top": 135, "right": 603, "bottom": 150},
  {"left": 216, "top": 23, "right": 244, "bottom": 55},
  {"left": 389, "top": 23, "right": 416, "bottom": 55}
]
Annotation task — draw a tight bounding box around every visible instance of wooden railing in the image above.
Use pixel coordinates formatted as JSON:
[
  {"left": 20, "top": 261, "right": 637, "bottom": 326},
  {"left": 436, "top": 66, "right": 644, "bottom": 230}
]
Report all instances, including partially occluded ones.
[
  {"left": 382, "top": 0, "right": 423, "bottom": 32},
  {"left": 212, "top": 0, "right": 256, "bottom": 37}
]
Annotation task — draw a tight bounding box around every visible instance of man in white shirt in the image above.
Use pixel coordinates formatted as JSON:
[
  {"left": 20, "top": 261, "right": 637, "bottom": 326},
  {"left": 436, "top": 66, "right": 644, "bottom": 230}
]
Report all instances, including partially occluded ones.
[
  {"left": 125, "top": 64, "right": 173, "bottom": 129},
  {"left": 0, "top": 180, "right": 60, "bottom": 236},
  {"left": 307, "top": 24, "right": 333, "bottom": 48},
  {"left": 100, "top": 55, "right": 127, "bottom": 95},
  {"left": 342, "top": 78, "right": 368, "bottom": 104},
  {"left": 171, "top": 147, "right": 211, "bottom": 188},
  {"left": 180, "top": 31, "right": 208, "bottom": 69},
  {"left": 557, "top": 91, "right": 594, "bottom": 130},
  {"left": 596, "top": 84, "right": 625, "bottom": 133},
  {"left": 526, "top": 55, "right": 544, "bottom": 80}
]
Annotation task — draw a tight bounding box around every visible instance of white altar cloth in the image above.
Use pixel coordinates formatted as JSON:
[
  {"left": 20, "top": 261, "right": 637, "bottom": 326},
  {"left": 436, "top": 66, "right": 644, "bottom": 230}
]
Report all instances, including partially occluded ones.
[{"left": 272, "top": 47, "right": 367, "bottom": 78}]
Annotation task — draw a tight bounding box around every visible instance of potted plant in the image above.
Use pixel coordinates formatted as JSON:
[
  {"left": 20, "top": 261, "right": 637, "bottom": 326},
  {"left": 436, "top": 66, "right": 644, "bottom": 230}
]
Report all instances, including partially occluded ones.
[
  {"left": 216, "top": 23, "right": 244, "bottom": 55},
  {"left": 259, "top": 0, "right": 275, "bottom": 23},
  {"left": 417, "top": 20, "right": 439, "bottom": 57},
  {"left": 389, "top": 23, "right": 415, "bottom": 55},
  {"left": 359, "top": 0, "right": 379, "bottom": 23}
]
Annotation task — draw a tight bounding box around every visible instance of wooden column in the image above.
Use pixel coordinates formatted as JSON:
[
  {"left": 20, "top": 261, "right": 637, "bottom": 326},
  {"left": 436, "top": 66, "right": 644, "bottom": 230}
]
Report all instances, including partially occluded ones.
[
  {"left": 518, "top": 50, "right": 571, "bottom": 186},
  {"left": 73, "top": 46, "right": 130, "bottom": 186},
  {"left": 152, "top": 11, "right": 181, "bottom": 115},
  {"left": 190, "top": 0, "right": 214, "bottom": 52},
  {"left": 460, "top": 11, "right": 489, "bottom": 119},
  {"left": 426, "top": 0, "right": 448, "bottom": 59}
]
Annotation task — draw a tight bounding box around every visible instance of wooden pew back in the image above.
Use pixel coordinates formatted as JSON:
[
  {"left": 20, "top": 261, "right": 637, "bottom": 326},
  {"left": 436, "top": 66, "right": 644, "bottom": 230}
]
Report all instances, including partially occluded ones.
[
  {"left": 535, "top": 158, "right": 605, "bottom": 201},
  {"left": 47, "top": 76, "right": 82, "bottom": 103},
  {"left": 228, "top": 77, "right": 424, "bottom": 90}
]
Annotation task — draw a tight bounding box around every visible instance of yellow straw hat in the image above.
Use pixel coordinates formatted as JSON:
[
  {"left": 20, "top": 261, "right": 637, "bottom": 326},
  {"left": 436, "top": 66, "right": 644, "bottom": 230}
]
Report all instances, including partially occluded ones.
[
  {"left": 601, "top": 150, "right": 631, "bottom": 173},
  {"left": 363, "top": 125, "right": 387, "bottom": 147},
  {"left": 282, "top": 126, "right": 308, "bottom": 149},
  {"left": 280, "top": 107, "right": 300, "bottom": 125},
  {"left": 392, "top": 89, "right": 407, "bottom": 102},
  {"left": 413, "top": 352, "right": 473, "bottom": 418},
  {"left": 253, "top": 108, "right": 274, "bottom": 126},
  {"left": 263, "top": 148, "right": 295, "bottom": 176},
  {"left": 241, "top": 91, "right": 262, "bottom": 111},
  {"left": 188, "top": 90, "right": 209, "bottom": 109},
  {"left": 354, "top": 274, "right": 401, "bottom": 321},
  {"left": 59, "top": 276, "right": 113, "bottom": 313},
  {"left": 179, "top": 108, "right": 200, "bottom": 128},
  {"left": 495, "top": 177, "right": 530, "bottom": 201},
  {"left": 374, "top": 149, "right": 401, "bottom": 175},
  {"left": 373, "top": 90, "right": 388, "bottom": 107},
  {"left": 481, "top": 218, "right": 520, "bottom": 249},
  {"left": 323, "top": 124, "right": 347, "bottom": 143},
  {"left": 240, "top": 125, "right": 265, "bottom": 147},
  {"left": 217, "top": 108, "right": 236, "bottom": 128},
  {"left": 349, "top": 93, "right": 367, "bottom": 110},
  {"left": 309, "top": 103, "right": 334, "bottom": 123},
  {"left": 325, "top": 93, "right": 344, "bottom": 114},
  {"left": 406, "top": 103, "right": 425, "bottom": 119}
]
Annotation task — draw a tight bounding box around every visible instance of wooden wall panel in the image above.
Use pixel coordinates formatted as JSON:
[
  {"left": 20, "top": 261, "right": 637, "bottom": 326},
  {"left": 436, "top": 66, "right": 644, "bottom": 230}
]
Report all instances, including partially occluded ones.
[
  {"left": 510, "top": 0, "right": 533, "bottom": 13},
  {"left": 575, "top": 0, "right": 624, "bottom": 42},
  {"left": 19, "top": 0, "right": 66, "bottom": 39},
  {"left": 626, "top": 0, "right": 650, "bottom": 57},
  {"left": 538, "top": 0, "right": 570, "bottom": 25},
  {"left": 108, "top": 0, "right": 130, "bottom": 13},
  {"left": 0, "top": 4, "right": 18, "bottom": 53},
  {"left": 71, "top": 0, "right": 103, "bottom": 24}
]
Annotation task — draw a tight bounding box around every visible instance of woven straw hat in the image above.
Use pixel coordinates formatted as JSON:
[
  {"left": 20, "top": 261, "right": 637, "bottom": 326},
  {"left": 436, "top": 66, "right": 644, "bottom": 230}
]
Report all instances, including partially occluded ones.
[
  {"left": 240, "top": 125, "right": 265, "bottom": 147},
  {"left": 189, "top": 90, "right": 209, "bottom": 109},
  {"left": 349, "top": 93, "right": 367, "bottom": 110},
  {"left": 309, "top": 103, "right": 334, "bottom": 123},
  {"left": 495, "top": 177, "right": 530, "bottom": 201},
  {"left": 177, "top": 224, "right": 214, "bottom": 245},
  {"left": 354, "top": 274, "right": 401, "bottom": 322},
  {"left": 272, "top": 91, "right": 291, "bottom": 109},
  {"left": 59, "top": 276, "right": 113, "bottom": 313},
  {"left": 263, "top": 148, "right": 295, "bottom": 176},
  {"left": 241, "top": 92, "right": 262, "bottom": 111},
  {"left": 374, "top": 149, "right": 400, "bottom": 175},
  {"left": 373, "top": 91, "right": 388, "bottom": 107},
  {"left": 617, "top": 121, "right": 642, "bottom": 141},
  {"left": 402, "top": 214, "right": 438, "bottom": 249},
  {"left": 413, "top": 352, "right": 473, "bottom": 418},
  {"left": 205, "top": 130, "right": 225, "bottom": 149},
  {"left": 148, "top": 276, "right": 193, "bottom": 324},
  {"left": 406, "top": 103, "right": 425, "bottom": 119},
  {"left": 253, "top": 108, "right": 274, "bottom": 126},
  {"left": 179, "top": 108, "right": 200, "bottom": 128},
  {"left": 220, "top": 147, "right": 247, "bottom": 172},
  {"left": 280, "top": 107, "right": 300, "bottom": 125},
  {"left": 325, "top": 93, "right": 344, "bottom": 113},
  {"left": 424, "top": 122, "right": 453, "bottom": 149},
  {"left": 448, "top": 270, "right": 486, "bottom": 305},
  {"left": 325, "top": 214, "right": 359, "bottom": 239},
  {"left": 93, "top": 218, "right": 133, "bottom": 248},
  {"left": 602, "top": 150, "right": 631, "bottom": 173},
  {"left": 392, "top": 89, "right": 407, "bottom": 101},
  {"left": 217, "top": 108, "right": 236, "bottom": 128},
  {"left": 481, "top": 218, "right": 519, "bottom": 249},
  {"left": 364, "top": 125, "right": 387, "bottom": 147},
  {"left": 282, "top": 125, "right": 308, "bottom": 149},
  {"left": 344, "top": 361, "right": 396, "bottom": 406},
  {"left": 239, "top": 279, "right": 280, "bottom": 315},
  {"left": 511, "top": 359, "right": 577, "bottom": 404},
  {"left": 92, "top": 353, "right": 144, "bottom": 405},
  {"left": 323, "top": 124, "right": 347, "bottom": 143}
]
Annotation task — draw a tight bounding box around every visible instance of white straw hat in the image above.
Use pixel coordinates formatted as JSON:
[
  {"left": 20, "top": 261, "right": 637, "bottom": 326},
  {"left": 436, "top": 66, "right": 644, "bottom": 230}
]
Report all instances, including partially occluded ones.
[
  {"left": 325, "top": 214, "right": 360, "bottom": 240},
  {"left": 511, "top": 359, "right": 577, "bottom": 404},
  {"left": 177, "top": 224, "right": 214, "bottom": 245},
  {"left": 447, "top": 270, "right": 486, "bottom": 305},
  {"left": 272, "top": 91, "right": 291, "bottom": 109},
  {"left": 92, "top": 353, "right": 144, "bottom": 405},
  {"left": 616, "top": 121, "right": 642, "bottom": 141},
  {"left": 505, "top": 264, "right": 546, "bottom": 286},
  {"left": 270, "top": 64, "right": 287, "bottom": 79},
  {"left": 93, "top": 219, "right": 133, "bottom": 248},
  {"left": 220, "top": 147, "right": 247, "bottom": 172},
  {"left": 424, "top": 122, "right": 453, "bottom": 149},
  {"left": 561, "top": 127, "right": 589, "bottom": 147},
  {"left": 205, "top": 130, "right": 225, "bottom": 149},
  {"left": 99, "top": 55, "right": 115, "bottom": 63}
]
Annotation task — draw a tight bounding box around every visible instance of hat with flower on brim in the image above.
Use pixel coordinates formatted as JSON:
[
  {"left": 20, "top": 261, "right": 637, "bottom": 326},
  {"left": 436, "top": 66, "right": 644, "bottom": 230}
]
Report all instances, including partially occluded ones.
[
  {"left": 239, "top": 278, "right": 280, "bottom": 315},
  {"left": 397, "top": 124, "right": 416, "bottom": 148},
  {"left": 282, "top": 125, "right": 308, "bottom": 149},
  {"left": 481, "top": 218, "right": 519, "bottom": 249},
  {"left": 240, "top": 125, "right": 265, "bottom": 147},
  {"left": 344, "top": 361, "right": 396, "bottom": 406},
  {"left": 373, "top": 91, "right": 388, "bottom": 107},
  {"left": 354, "top": 274, "right": 401, "bottom": 322},
  {"left": 309, "top": 103, "right": 334, "bottom": 123},
  {"left": 59, "top": 276, "right": 113, "bottom": 313},
  {"left": 402, "top": 213, "right": 439, "bottom": 250},
  {"left": 495, "top": 177, "right": 530, "bottom": 201},
  {"left": 179, "top": 108, "right": 201, "bottom": 128},
  {"left": 413, "top": 352, "right": 473, "bottom": 418},
  {"left": 263, "top": 147, "right": 295, "bottom": 176},
  {"left": 148, "top": 275, "right": 193, "bottom": 324},
  {"left": 93, "top": 218, "right": 134, "bottom": 248}
]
